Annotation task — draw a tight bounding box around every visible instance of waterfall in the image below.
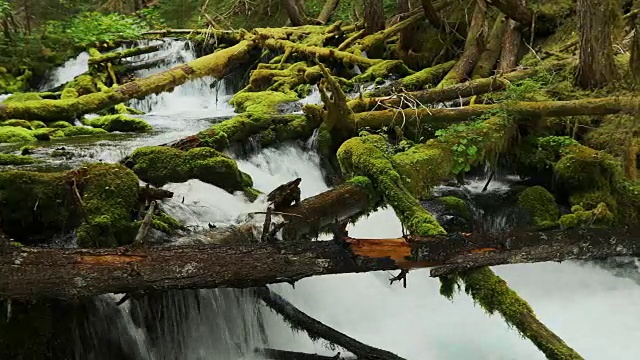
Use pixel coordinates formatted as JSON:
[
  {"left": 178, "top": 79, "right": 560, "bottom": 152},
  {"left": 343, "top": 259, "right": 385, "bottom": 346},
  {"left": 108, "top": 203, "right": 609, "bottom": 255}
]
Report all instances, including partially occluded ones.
[
  {"left": 29, "top": 38, "right": 640, "bottom": 360},
  {"left": 38, "top": 51, "right": 90, "bottom": 91}
]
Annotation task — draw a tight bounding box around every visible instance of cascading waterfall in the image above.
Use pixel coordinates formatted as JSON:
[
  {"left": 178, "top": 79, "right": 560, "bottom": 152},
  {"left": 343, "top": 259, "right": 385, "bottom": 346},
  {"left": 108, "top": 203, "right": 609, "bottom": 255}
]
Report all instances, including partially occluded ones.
[
  {"left": 38, "top": 51, "right": 90, "bottom": 91},
  {"left": 32, "top": 38, "right": 640, "bottom": 360}
]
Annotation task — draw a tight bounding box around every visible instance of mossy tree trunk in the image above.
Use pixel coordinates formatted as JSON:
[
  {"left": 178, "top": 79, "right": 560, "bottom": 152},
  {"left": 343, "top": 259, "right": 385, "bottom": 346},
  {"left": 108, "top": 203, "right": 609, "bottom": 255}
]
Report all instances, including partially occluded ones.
[
  {"left": 576, "top": 0, "right": 621, "bottom": 89},
  {"left": 471, "top": 15, "right": 508, "bottom": 79},
  {"left": 497, "top": 17, "right": 522, "bottom": 73},
  {"left": 631, "top": 5, "right": 640, "bottom": 82},
  {"left": 363, "top": 0, "right": 385, "bottom": 35},
  {"left": 317, "top": 0, "right": 341, "bottom": 23},
  {"left": 486, "top": 0, "right": 533, "bottom": 26},
  {"left": 437, "top": 0, "right": 487, "bottom": 87}
]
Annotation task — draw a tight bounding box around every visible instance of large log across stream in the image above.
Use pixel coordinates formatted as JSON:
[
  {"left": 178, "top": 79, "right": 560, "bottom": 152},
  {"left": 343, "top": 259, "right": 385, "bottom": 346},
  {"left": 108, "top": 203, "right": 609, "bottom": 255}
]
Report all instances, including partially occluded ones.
[{"left": 1, "top": 227, "right": 638, "bottom": 299}]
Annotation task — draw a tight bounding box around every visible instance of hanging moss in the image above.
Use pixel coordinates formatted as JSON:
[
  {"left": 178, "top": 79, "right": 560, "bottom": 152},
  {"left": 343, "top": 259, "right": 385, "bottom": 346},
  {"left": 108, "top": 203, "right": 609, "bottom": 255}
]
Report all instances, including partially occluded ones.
[
  {"left": 124, "top": 146, "right": 254, "bottom": 195},
  {"left": 0, "top": 126, "right": 37, "bottom": 143},
  {"left": 84, "top": 114, "right": 152, "bottom": 133},
  {"left": 517, "top": 186, "right": 560, "bottom": 225}
]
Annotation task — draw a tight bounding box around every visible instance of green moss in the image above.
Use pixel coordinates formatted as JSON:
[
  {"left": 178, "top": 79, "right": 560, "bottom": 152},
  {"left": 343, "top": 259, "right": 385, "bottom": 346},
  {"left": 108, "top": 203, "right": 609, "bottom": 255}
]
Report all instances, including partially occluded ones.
[
  {"left": 49, "top": 121, "right": 74, "bottom": 128},
  {"left": 229, "top": 90, "right": 299, "bottom": 114},
  {"left": 569, "top": 191, "right": 617, "bottom": 213},
  {"left": 31, "top": 128, "right": 63, "bottom": 141},
  {"left": 352, "top": 60, "right": 411, "bottom": 83},
  {"left": 197, "top": 113, "right": 316, "bottom": 151},
  {"left": 84, "top": 114, "right": 152, "bottom": 133},
  {"left": 30, "top": 121, "right": 47, "bottom": 129},
  {"left": 517, "top": 186, "right": 559, "bottom": 225},
  {"left": 435, "top": 196, "right": 473, "bottom": 221},
  {"left": 2, "top": 92, "right": 43, "bottom": 103},
  {"left": 0, "top": 126, "right": 37, "bottom": 143},
  {"left": 0, "top": 153, "right": 37, "bottom": 165},
  {"left": 75, "top": 163, "right": 141, "bottom": 248},
  {"left": 338, "top": 135, "right": 445, "bottom": 236},
  {"left": 50, "top": 149, "right": 74, "bottom": 158},
  {"left": 1, "top": 119, "right": 33, "bottom": 129},
  {"left": 458, "top": 267, "right": 583, "bottom": 359},
  {"left": 558, "top": 202, "right": 614, "bottom": 229},
  {"left": 554, "top": 145, "right": 622, "bottom": 192},
  {"left": 59, "top": 126, "right": 108, "bottom": 137},
  {"left": 60, "top": 87, "right": 79, "bottom": 99},
  {"left": 66, "top": 74, "right": 98, "bottom": 96},
  {"left": 125, "top": 146, "right": 253, "bottom": 194},
  {"left": 152, "top": 212, "right": 183, "bottom": 234}
]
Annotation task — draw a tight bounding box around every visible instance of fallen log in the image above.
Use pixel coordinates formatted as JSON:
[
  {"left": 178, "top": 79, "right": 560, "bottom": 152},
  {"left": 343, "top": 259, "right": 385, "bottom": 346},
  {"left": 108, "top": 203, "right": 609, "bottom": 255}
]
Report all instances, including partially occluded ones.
[
  {"left": 256, "top": 348, "right": 355, "bottom": 360},
  {"left": 486, "top": 0, "right": 534, "bottom": 27},
  {"left": 260, "top": 38, "right": 378, "bottom": 68},
  {"left": 350, "top": 96, "right": 640, "bottom": 135},
  {"left": 348, "top": 60, "right": 574, "bottom": 112},
  {"left": 88, "top": 45, "right": 161, "bottom": 65},
  {"left": 254, "top": 286, "right": 406, "bottom": 360},
  {"left": 1, "top": 227, "right": 639, "bottom": 299},
  {"left": 0, "top": 41, "right": 256, "bottom": 122}
]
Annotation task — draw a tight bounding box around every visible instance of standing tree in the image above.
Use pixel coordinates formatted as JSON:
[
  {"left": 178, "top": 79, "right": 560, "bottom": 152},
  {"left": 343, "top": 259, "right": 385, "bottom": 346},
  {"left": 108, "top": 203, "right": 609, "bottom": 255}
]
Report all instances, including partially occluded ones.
[
  {"left": 631, "top": 1, "right": 640, "bottom": 82},
  {"left": 576, "top": 0, "right": 622, "bottom": 89},
  {"left": 363, "top": 0, "right": 385, "bottom": 35}
]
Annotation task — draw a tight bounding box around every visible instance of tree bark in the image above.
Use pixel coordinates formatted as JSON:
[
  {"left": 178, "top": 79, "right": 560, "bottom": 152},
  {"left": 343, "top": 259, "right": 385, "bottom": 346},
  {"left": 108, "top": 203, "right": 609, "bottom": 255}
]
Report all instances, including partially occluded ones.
[
  {"left": 363, "top": 0, "right": 385, "bottom": 35},
  {"left": 486, "top": 0, "right": 533, "bottom": 26},
  {"left": 257, "top": 348, "right": 355, "bottom": 359},
  {"left": 317, "top": 0, "right": 341, "bottom": 24},
  {"left": 281, "top": 0, "right": 308, "bottom": 26},
  {"left": 254, "top": 287, "right": 406, "bottom": 360},
  {"left": 497, "top": 18, "right": 522, "bottom": 73},
  {"left": 437, "top": 0, "right": 487, "bottom": 87},
  {"left": 420, "top": 0, "right": 445, "bottom": 29},
  {"left": 0, "top": 41, "right": 256, "bottom": 122},
  {"left": 631, "top": 6, "right": 640, "bottom": 82},
  {"left": 471, "top": 15, "right": 508, "bottom": 79},
  {"left": 576, "top": 0, "right": 620, "bottom": 89},
  {"left": 1, "top": 227, "right": 639, "bottom": 299}
]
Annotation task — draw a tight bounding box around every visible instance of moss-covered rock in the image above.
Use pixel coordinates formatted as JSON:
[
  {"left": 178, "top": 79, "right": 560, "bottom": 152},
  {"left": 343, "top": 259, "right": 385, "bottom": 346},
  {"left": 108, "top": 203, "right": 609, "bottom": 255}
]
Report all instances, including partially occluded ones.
[
  {"left": 0, "top": 164, "right": 142, "bottom": 247},
  {"left": 20, "top": 145, "right": 36, "bottom": 155},
  {"left": 59, "top": 126, "right": 108, "bottom": 137},
  {"left": 435, "top": 196, "right": 473, "bottom": 221},
  {"left": 1, "top": 119, "right": 33, "bottom": 129},
  {"left": 65, "top": 74, "right": 98, "bottom": 96},
  {"left": 0, "top": 153, "right": 38, "bottom": 165},
  {"left": 517, "top": 186, "right": 559, "bottom": 225},
  {"left": 30, "top": 120, "right": 47, "bottom": 129},
  {"left": 75, "top": 163, "right": 141, "bottom": 248},
  {"left": 49, "top": 121, "right": 74, "bottom": 128},
  {"left": 60, "top": 87, "right": 79, "bottom": 99},
  {"left": 554, "top": 144, "right": 622, "bottom": 191},
  {"left": 84, "top": 114, "right": 152, "bottom": 133},
  {"left": 0, "top": 126, "right": 37, "bottom": 143},
  {"left": 124, "top": 146, "right": 254, "bottom": 195},
  {"left": 569, "top": 191, "right": 617, "bottom": 213}
]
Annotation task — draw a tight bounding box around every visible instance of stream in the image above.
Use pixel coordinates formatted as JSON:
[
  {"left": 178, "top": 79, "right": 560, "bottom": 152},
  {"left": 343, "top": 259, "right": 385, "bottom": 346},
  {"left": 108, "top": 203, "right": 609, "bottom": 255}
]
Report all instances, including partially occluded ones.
[{"left": 8, "top": 40, "right": 640, "bottom": 359}]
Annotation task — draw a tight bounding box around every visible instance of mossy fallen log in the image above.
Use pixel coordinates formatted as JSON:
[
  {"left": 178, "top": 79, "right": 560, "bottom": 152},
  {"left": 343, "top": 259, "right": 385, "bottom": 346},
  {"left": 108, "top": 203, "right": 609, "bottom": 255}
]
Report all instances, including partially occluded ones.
[
  {"left": 440, "top": 267, "right": 584, "bottom": 359},
  {"left": 254, "top": 286, "right": 406, "bottom": 360},
  {"left": 123, "top": 146, "right": 256, "bottom": 197},
  {"left": 1, "top": 226, "right": 638, "bottom": 299},
  {"left": 365, "top": 60, "right": 456, "bottom": 97},
  {"left": 169, "top": 113, "right": 319, "bottom": 152},
  {"left": 260, "top": 38, "right": 377, "bottom": 68},
  {"left": 0, "top": 41, "right": 256, "bottom": 122},
  {"left": 88, "top": 45, "right": 161, "bottom": 65},
  {"left": 257, "top": 348, "right": 355, "bottom": 360},
  {"left": 350, "top": 97, "right": 640, "bottom": 135}
]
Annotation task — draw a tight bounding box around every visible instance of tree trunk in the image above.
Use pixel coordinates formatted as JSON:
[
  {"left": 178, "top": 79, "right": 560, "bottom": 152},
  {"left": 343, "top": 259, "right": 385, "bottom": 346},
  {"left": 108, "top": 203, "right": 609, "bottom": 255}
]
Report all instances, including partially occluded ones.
[
  {"left": 363, "top": 0, "right": 385, "bottom": 35},
  {"left": 88, "top": 45, "right": 161, "bottom": 65},
  {"left": 317, "top": 0, "right": 341, "bottom": 23},
  {"left": 471, "top": 15, "right": 508, "bottom": 79},
  {"left": 437, "top": 0, "right": 487, "bottom": 87},
  {"left": 254, "top": 287, "right": 406, "bottom": 360},
  {"left": 420, "top": 0, "right": 445, "bottom": 29},
  {"left": 281, "top": 0, "right": 307, "bottom": 26},
  {"left": 1, "top": 227, "right": 638, "bottom": 299},
  {"left": 0, "top": 41, "right": 256, "bottom": 122},
  {"left": 397, "top": 0, "right": 413, "bottom": 52},
  {"left": 576, "top": 0, "right": 620, "bottom": 89},
  {"left": 497, "top": 18, "right": 522, "bottom": 73},
  {"left": 631, "top": 6, "right": 640, "bottom": 82},
  {"left": 257, "top": 348, "right": 355, "bottom": 359}
]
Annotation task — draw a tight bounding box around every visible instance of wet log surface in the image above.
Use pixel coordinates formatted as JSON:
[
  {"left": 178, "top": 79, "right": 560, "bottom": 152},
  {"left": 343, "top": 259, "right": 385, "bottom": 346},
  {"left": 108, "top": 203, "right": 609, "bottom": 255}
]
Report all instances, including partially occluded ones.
[{"left": 1, "top": 227, "right": 638, "bottom": 299}]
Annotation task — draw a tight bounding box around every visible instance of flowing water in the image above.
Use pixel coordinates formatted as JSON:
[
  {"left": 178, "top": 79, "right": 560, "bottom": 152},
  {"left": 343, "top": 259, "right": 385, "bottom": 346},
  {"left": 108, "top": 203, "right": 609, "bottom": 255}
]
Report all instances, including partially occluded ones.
[{"left": 9, "top": 40, "right": 640, "bottom": 359}]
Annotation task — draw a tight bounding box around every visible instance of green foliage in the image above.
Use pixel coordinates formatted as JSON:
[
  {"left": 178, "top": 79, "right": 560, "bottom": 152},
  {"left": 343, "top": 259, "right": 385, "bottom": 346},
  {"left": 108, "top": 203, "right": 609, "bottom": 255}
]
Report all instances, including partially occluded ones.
[
  {"left": 46, "top": 12, "right": 148, "bottom": 48},
  {"left": 434, "top": 121, "right": 485, "bottom": 174}
]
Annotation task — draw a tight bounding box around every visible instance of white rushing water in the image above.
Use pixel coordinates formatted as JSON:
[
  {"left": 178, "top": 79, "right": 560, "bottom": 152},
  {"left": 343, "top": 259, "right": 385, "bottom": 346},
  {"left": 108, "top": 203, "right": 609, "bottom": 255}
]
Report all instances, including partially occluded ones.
[
  {"left": 33, "top": 39, "right": 640, "bottom": 360},
  {"left": 38, "top": 51, "right": 90, "bottom": 91}
]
